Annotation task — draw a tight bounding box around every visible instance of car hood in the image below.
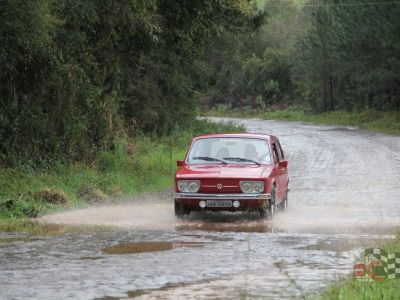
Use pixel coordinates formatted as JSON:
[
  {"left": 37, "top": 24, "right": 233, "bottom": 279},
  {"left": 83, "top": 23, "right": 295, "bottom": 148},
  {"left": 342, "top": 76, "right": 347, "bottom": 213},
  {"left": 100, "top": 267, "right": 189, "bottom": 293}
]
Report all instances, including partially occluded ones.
[{"left": 176, "top": 164, "right": 272, "bottom": 179}]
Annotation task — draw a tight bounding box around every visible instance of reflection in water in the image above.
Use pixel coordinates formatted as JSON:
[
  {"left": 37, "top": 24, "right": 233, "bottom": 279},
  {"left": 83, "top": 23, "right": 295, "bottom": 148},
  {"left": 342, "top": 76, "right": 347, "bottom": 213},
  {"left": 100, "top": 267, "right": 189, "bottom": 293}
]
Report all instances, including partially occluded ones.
[
  {"left": 103, "top": 241, "right": 204, "bottom": 255},
  {"left": 176, "top": 222, "right": 274, "bottom": 233},
  {"left": 176, "top": 210, "right": 277, "bottom": 233}
]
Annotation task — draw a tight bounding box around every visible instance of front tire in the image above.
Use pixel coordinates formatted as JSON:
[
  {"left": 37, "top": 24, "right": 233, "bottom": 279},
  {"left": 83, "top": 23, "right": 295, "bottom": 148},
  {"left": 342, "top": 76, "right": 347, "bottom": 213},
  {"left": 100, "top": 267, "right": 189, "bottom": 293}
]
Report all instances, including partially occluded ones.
[
  {"left": 174, "top": 201, "right": 190, "bottom": 219},
  {"left": 260, "top": 187, "right": 276, "bottom": 219}
]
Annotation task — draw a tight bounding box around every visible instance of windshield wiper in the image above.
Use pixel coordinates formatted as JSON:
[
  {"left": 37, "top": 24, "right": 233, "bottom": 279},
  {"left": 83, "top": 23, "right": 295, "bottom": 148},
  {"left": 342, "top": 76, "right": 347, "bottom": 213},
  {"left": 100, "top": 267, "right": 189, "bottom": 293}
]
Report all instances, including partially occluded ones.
[
  {"left": 223, "top": 157, "right": 260, "bottom": 166},
  {"left": 192, "top": 156, "right": 227, "bottom": 164}
]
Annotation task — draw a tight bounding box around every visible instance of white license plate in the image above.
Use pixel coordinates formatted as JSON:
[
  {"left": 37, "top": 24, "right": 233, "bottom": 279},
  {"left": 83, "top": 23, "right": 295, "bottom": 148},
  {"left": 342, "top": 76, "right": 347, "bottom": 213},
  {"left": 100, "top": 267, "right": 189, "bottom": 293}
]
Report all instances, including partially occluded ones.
[{"left": 206, "top": 200, "right": 232, "bottom": 208}]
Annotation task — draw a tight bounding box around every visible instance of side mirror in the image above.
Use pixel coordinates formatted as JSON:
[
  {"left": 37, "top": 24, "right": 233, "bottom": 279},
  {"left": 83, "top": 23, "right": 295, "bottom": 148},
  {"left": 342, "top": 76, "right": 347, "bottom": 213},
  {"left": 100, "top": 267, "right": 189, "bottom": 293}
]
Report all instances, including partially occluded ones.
[
  {"left": 279, "top": 160, "right": 288, "bottom": 168},
  {"left": 176, "top": 160, "right": 184, "bottom": 167}
]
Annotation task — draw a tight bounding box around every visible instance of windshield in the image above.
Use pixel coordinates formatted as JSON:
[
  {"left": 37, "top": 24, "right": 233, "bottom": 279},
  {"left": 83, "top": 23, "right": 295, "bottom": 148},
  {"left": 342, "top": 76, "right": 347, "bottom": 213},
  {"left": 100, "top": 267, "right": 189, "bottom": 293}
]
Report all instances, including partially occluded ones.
[{"left": 186, "top": 137, "right": 271, "bottom": 165}]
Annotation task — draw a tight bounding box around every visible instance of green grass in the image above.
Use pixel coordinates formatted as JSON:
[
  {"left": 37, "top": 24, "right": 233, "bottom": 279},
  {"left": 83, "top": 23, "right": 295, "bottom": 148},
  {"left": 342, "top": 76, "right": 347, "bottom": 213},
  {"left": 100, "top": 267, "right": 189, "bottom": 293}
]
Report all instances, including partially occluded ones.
[
  {"left": 0, "top": 119, "right": 244, "bottom": 231},
  {"left": 0, "top": 218, "right": 118, "bottom": 235},
  {"left": 204, "top": 106, "right": 400, "bottom": 136},
  {"left": 313, "top": 235, "right": 400, "bottom": 300}
]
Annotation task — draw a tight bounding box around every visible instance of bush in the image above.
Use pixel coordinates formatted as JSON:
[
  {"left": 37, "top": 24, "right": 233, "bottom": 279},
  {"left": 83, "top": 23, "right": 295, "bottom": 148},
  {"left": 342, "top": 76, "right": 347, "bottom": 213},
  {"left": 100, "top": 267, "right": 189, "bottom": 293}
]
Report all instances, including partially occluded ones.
[{"left": 0, "top": 119, "right": 245, "bottom": 219}]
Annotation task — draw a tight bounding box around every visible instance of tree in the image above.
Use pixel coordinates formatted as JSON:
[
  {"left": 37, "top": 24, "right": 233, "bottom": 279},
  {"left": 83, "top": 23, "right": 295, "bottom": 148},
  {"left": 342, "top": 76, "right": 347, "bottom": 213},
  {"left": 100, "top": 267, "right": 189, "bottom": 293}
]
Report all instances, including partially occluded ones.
[
  {"left": 0, "top": 0, "right": 258, "bottom": 165},
  {"left": 295, "top": 0, "right": 400, "bottom": 112}
]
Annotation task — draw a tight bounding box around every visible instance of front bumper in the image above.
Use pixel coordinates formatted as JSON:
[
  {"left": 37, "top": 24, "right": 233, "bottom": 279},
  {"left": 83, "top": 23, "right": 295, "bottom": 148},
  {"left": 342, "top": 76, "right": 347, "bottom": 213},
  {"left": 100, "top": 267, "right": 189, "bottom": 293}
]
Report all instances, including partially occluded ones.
[
  {"left": 173, "top": 192, "right": 271, "bottom": 200},
  {"left": 173, "top": 192, "right": 271, "bottom": 212}
]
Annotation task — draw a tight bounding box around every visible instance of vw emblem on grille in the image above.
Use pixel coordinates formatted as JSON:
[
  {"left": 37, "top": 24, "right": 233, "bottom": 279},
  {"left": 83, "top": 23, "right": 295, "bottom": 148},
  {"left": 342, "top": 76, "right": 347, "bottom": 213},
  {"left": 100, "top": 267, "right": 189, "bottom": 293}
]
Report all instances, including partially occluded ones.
[{"left": 217, "top": 183, "right": 223, "bottom": 190}]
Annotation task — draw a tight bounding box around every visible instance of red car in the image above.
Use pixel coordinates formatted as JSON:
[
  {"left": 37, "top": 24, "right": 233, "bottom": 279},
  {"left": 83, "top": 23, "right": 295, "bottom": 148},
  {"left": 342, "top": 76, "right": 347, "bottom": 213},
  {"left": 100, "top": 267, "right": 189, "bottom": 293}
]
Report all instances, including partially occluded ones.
[{"left": 173, "top": 133, "right": 289, "bottom": 219}]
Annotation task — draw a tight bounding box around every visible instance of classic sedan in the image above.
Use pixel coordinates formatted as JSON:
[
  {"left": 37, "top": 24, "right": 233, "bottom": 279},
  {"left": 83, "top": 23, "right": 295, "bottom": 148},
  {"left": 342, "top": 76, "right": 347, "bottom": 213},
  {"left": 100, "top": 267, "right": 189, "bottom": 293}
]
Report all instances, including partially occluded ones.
[{"left": 173, "top": 133, "right": 289, "bottom": 219}]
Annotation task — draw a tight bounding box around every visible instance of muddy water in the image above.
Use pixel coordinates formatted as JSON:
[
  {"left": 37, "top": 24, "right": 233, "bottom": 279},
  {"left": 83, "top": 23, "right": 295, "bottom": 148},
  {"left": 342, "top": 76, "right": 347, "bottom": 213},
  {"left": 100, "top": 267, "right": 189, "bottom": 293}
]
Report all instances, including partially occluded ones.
[{"left": 1, "top": 117, "right": 400, "bottom": 300}]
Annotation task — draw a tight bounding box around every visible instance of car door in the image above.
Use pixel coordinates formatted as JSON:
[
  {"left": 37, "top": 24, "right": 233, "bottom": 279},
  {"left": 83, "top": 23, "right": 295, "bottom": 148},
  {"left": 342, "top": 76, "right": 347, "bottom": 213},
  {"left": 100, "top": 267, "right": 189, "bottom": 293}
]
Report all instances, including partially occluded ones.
[
  {"left": 276, "top": 140, "right": 288, "bottom": 199},
  {"left": 271, "top": 140, "right": 287, "bottom": 202}
]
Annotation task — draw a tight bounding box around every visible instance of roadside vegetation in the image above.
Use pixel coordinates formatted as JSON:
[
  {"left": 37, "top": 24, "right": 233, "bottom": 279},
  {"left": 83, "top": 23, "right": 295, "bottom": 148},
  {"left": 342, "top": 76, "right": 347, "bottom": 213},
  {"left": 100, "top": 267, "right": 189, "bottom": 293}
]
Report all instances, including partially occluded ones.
[
  {"left": 205, "top": 105, "right": 400, "bottom": 136},
  {"left": 1, "top": 0, "right": 253, "bottom": 227},
  {"left": 200, "top": 0, "right": 400, "bottom": 114},
  {"left": 0, "top": 119, "right": 244, "bottom": 227},
  {"left": 313, "top": 234, "right": 400, "bottom": 300},
  {"left": 200, "top": 0, "right": 399, "bottom": 136},
  {"left": 0, "top": 218, "right": 118, "bottom": 235}
]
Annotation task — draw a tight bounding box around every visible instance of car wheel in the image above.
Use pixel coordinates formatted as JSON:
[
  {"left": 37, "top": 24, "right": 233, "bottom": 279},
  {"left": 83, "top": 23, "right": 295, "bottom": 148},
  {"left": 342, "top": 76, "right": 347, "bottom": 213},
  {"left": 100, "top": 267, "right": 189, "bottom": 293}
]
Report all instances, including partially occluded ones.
[
  {"left": 260, "top": 187, "right": 276, "bottom": 219},
  {"left": 278, "top": 192, "right": 288, "bottom": 211},
  {"left": 174, "top": 201, "right": 190, "bottom": 219}
]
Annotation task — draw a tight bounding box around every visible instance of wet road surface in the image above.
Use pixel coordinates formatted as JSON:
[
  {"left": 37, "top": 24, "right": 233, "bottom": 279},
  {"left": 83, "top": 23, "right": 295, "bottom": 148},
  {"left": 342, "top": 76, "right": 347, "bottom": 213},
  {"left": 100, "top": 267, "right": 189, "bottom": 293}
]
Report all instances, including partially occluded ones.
[{"left": 1, "top": 117, "right": 400, "bottom": 299}]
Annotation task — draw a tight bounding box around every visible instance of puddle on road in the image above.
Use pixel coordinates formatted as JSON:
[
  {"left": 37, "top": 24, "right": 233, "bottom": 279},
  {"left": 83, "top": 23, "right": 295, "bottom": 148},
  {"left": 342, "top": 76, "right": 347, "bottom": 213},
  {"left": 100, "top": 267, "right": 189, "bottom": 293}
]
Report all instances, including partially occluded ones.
[
  {"left": 40, "top": 200, "right": 400, "bottom": 235},
  {"left": 176, "top": 221, "right": 276, "bottom": 233},
  {"left": 176, "top": 211, "right": 282, "bottom": 233},
  {"left": 293, "top": 237, "right": 395, "bottom": 252},
  {"left": 125, "top": 279, "right": 214, "bottom": 299},
  {"left": 99, "top": 277, "right": 227, "bottom": 300},
  {"left": 179, "top": 233, "right": 235, "bottom": 242},
  {"left": 271, "top": 222, "right": 400, "bottom": 235},
  {"left": 79, "top": 256, "right": 105, "bottom": 260},
  {"left": 103, "top": 241, "right": 205, "bottom": 255},
  {"left": 95, "top": 233, "right": 392, "bottom": 300}
]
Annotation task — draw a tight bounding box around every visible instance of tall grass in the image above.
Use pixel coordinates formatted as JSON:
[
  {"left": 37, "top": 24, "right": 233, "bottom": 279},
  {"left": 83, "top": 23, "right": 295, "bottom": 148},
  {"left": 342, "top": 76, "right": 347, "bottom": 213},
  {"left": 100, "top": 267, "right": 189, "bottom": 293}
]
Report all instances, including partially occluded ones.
[
  {"left": 313, "top": 235, "right": 400, "bottom": 300},
  {"left": 0, "top": 119, "right": 244, "bottom": 220}
]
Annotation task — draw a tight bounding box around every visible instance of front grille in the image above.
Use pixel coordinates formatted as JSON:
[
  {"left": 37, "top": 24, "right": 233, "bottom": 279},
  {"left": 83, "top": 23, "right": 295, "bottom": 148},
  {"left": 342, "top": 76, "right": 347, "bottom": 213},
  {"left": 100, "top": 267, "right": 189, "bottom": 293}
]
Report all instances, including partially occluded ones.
[{"left": 199, "top": 179, "right": 241, "bottom": 193}]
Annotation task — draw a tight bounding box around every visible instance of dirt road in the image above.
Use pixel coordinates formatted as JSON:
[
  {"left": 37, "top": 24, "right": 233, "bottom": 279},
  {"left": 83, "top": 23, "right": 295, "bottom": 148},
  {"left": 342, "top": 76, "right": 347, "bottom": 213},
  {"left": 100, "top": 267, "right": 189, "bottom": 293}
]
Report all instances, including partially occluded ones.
[{"left": 1, "top": 117, "right": 399, "bottom": 299}]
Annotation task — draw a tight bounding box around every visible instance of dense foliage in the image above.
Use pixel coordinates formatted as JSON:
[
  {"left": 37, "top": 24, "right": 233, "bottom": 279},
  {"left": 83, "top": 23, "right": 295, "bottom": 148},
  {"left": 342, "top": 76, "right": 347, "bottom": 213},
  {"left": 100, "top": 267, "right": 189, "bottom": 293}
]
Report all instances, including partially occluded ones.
[
  {"left": 199, "top": 0, "right": 305, "bottom": 109},
  {"left": 202, "top": 0, "right": 400, "bottom": 113},
  {"left": 1, "top": 0, "right": 399, "bottom": 166},
  {"left": 297, "top": 0, "right": 400, "bottom": 112},
  {"left": 0, "top": 0, "right": 257, "bottom": 165}
]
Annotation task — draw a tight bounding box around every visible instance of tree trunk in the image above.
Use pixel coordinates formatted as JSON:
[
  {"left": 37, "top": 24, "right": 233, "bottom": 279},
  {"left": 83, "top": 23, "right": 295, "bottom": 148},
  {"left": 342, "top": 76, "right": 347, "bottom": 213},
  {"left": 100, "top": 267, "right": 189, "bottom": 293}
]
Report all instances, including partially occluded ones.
[{"left": 329, "top": 74, "right": 334, "bottom": 111}]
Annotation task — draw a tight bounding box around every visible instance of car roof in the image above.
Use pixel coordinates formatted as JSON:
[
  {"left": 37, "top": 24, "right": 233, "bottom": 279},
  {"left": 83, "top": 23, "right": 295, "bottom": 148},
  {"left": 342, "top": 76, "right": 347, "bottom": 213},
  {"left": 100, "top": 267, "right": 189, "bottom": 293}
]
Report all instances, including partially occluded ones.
[{"left": 192, "top": 133, "right": 278, "bottom": 141}]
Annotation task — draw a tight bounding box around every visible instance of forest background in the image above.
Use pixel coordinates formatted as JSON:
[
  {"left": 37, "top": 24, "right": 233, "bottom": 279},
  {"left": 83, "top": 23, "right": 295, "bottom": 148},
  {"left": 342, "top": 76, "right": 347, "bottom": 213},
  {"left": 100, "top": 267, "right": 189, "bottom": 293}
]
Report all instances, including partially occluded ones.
[{"left": 1, "top": 0, "right": 399, "bottom": 218}]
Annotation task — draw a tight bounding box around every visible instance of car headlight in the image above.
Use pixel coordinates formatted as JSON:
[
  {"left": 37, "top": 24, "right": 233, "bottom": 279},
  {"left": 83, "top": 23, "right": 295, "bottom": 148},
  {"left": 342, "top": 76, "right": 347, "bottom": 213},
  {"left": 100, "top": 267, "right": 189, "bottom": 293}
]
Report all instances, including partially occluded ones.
[
  {"left": 239, "top": 181, "right": 264, "bottom": 193},
  {"left": 177, "top": 180, "right": 200, "bottom": 193}
]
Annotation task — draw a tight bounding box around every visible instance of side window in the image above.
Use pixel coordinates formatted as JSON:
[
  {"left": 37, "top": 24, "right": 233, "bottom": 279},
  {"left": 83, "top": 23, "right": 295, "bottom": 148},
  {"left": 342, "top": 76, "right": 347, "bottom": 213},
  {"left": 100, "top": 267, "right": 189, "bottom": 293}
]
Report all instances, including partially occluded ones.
[
  {"left": 272, "top": 143, "right": 280, "bottom": 164},
  {"left": 276, "top": 141, "right": 284, "bottom": 160}
]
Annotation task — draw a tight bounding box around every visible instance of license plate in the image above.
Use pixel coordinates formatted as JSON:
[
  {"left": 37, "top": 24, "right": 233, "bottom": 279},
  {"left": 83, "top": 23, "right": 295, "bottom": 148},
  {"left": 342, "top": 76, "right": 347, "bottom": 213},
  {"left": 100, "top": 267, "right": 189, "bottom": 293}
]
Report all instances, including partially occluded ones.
[{"left": 206, "top": 200, "right": 232, "bottom": 208}]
